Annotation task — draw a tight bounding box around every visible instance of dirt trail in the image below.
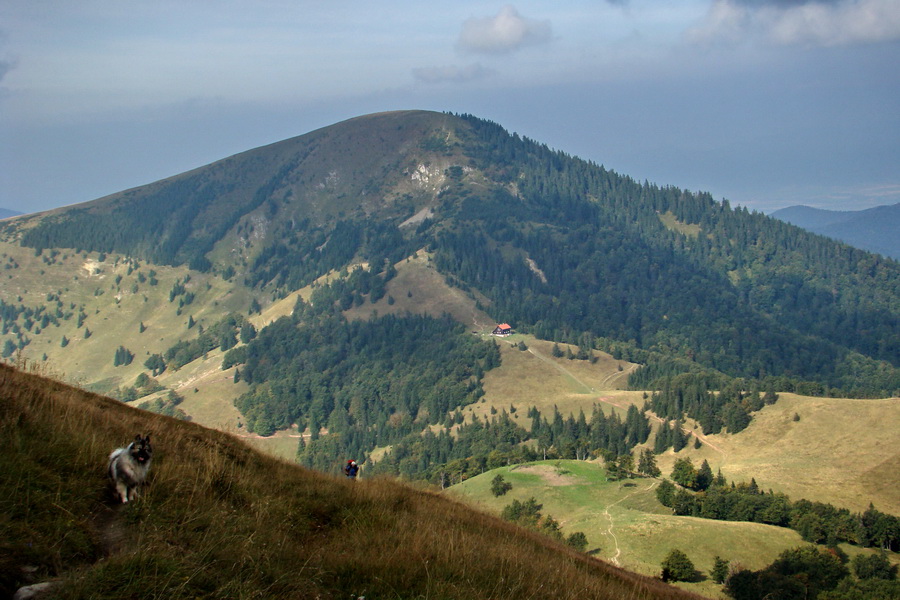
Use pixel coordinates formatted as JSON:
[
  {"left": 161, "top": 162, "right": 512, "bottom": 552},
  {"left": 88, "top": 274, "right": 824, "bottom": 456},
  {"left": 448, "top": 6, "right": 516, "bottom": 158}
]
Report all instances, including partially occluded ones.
[
  {"left": 90, "top": 501, "right": 136, "bottom": 557},
  {"left": 602, "top": 480, "right": 658, "bottom": 567}
]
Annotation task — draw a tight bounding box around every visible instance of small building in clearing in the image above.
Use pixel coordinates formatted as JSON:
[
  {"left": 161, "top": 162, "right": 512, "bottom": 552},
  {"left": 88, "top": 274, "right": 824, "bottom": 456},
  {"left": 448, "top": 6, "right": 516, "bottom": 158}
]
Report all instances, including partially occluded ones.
[{"left": 492, "top": 323, "right": 512, "bottom": 336}]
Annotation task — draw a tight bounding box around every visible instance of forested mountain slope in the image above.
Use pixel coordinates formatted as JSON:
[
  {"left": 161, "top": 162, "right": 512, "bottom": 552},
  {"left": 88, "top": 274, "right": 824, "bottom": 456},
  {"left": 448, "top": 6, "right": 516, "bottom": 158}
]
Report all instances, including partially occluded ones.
[{"left": 3, "top": 110, "right": 896, "bottom": 393}]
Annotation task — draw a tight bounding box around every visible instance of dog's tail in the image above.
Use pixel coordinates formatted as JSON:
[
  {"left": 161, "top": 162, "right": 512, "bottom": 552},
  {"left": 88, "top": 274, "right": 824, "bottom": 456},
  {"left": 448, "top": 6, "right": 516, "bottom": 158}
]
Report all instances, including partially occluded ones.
[{"left": 107, "top": 447, "right": 125, "bottom": 480}]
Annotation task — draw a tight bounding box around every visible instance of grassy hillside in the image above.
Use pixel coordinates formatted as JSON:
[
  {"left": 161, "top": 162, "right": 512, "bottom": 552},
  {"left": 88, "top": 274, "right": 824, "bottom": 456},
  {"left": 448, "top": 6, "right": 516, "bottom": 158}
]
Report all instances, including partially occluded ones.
[
  {"left": 652, "top": 393, "right": 900, "bottom": 514},
  {"left": 0, "top": 362, "right": 708, "bottom": 600},
  {"left": 0, "top": 240, "right": 256, "bottom": 397},
  {"left": 3, "top": 236, "right": 898, "bottom": 517},
  {"left": 448, "top": 460, "right": 895, "bottom": 599}
]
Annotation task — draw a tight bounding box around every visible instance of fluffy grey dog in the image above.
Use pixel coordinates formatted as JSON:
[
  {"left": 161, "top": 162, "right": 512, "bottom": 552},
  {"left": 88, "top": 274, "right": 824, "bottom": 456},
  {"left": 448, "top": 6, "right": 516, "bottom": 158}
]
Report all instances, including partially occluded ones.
[{"left": 107, "top": 434, "right": 152, "bottom": 503}]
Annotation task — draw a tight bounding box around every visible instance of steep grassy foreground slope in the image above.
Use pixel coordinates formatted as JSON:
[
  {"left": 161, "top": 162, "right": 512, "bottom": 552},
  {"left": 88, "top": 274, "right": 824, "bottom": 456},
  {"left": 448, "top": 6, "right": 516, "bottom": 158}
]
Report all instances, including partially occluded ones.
[{"left": 0, "top": 363, "right": 704, "bottom": 600}]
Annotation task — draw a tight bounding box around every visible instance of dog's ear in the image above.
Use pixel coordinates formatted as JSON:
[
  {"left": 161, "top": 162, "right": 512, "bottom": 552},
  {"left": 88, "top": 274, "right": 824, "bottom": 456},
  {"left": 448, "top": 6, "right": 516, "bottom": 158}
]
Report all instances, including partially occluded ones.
[
  {"left": 144, "top": 435, "right": 151, "bottom": 445},
  {"left": 133, "top": 434, "right": 143, "bottom": 444}
]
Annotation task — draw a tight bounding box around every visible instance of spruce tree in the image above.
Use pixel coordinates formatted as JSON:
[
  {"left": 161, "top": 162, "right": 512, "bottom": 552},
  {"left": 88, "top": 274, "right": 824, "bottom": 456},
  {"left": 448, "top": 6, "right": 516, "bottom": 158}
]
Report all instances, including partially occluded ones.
[
  {"left": 638, "top": 448, "right": 661, "bottom": 477},
  {"left": 711, "top": 556, "right": 730, "bottom": 584},
  {"left": 697, "top": 459, "right": 714, "bottom": 491}
]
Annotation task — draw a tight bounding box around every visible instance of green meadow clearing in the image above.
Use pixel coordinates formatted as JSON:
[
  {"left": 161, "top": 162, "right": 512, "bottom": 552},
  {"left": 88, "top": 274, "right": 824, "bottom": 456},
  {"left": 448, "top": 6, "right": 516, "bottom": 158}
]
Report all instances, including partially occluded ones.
[{"left": 448, "top": 460, "right": 879, "bottom": 599}]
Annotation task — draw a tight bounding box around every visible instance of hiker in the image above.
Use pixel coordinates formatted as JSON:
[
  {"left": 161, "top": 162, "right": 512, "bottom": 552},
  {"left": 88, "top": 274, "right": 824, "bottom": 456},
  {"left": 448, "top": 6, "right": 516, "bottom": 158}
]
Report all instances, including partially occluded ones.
[{"left": 344, "top": 459, "right": 359, "bottom": 480}]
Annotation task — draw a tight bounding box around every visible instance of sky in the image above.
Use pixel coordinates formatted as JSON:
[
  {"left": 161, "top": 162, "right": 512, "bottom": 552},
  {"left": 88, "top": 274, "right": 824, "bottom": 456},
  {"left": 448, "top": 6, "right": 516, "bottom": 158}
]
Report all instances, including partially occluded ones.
[{"left": 1, "top": 1, "right": 899, "bottom": 215}]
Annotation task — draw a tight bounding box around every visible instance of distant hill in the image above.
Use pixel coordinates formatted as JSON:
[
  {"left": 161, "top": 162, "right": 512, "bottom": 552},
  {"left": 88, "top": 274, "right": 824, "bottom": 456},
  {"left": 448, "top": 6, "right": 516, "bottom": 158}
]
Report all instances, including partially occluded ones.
[
  {"left": 770, "top": 203, "right": 900, "bottom": 260},
  {"left": 0, "top": 110, "right": 897, "bottom": 487},
  {"left": 0, "top": 362, "right": 702, "bottom": 600},
  {"left": 0, "top": 207, "right": 23, "bottom": 220}
]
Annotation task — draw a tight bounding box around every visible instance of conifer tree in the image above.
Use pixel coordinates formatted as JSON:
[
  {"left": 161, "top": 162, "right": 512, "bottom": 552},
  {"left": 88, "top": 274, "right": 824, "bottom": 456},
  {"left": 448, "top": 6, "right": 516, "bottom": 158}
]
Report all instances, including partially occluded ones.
[
  {"left": 638, "top": 448, "right": 661, "bottom": 477},
  {"left": 697, "top": 459, "right": 714, "bottom": 491},
  {"left": 711, "top": 556, "right": 730, "bottom": 584}
]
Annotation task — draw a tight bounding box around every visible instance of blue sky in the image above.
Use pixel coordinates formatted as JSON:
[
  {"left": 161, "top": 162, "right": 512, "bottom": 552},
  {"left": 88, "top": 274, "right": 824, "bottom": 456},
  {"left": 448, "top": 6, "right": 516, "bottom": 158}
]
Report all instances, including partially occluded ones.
[{"left": 1, "top": 1, "right": 898, "bottom": 215}]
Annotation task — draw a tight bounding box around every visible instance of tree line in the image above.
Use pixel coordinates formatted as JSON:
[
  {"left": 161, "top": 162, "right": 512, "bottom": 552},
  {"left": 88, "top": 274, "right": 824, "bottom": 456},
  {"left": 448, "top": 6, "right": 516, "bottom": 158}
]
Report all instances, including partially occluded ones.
[{"left": 656, "top": 458, "right": 900, "bottom": 552}]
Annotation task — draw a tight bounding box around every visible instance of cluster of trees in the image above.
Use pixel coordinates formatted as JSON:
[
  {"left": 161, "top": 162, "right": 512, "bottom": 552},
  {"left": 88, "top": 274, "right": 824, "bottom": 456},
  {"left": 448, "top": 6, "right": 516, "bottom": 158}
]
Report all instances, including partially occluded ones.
[
  {"left": 115, "top": 372, "right": 166, "bottom": 402},
  {"left": 136, "top": 390, "right": 189, "bottom": 421},
  {"left": 112, "top": 345, "right": 134, "bottom": 367},
  {"left": 168, "top": 276, "right": 195, "bottom": 308},
  {"left": 161, "top": 313, "right": 256, "bottom": 371},
  {"left": 365, "top": 404, "right": 652, "bottom": 485},
  {"left": 1, "top": 297, "right": 72, "bottom": 357},
  {"left": 246, "top": 218, "right": 421, "bottom": 293},
  {"left": 500, "top": 496, "right": 589, "bottom": 552},
  {"left": 724, "top": 545, "right": 898, "bottom": 600},
  {"left": 658, "top": 544, "right": 898, "bottom": 598},
  {"left": 649, "top": 374, "right": 778, "bottom": 437},
  {"left": 527, "top": 404, "right": 651, "bottom": 461},
  {"left": 363, "top": 412, "right": 530, "bottom": 483},
  {"left": 226, "top": 299, "right": 499, "bottom": 447},
  {"left": 658, "top": 545, "right": 897, "bottom": 599},
  {"left": 656, "top": 461, "right": 900, "bottom": 551}
]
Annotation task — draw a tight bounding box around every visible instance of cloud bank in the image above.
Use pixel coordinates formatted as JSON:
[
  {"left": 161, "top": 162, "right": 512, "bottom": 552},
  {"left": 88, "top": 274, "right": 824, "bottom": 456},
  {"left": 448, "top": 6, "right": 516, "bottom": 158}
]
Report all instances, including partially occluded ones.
[
  {"left": 690, "top": 0, "right": 900, "bottom": 46},
  {"left": 457, "top": 5, "right": 552, "bottom": 54}
]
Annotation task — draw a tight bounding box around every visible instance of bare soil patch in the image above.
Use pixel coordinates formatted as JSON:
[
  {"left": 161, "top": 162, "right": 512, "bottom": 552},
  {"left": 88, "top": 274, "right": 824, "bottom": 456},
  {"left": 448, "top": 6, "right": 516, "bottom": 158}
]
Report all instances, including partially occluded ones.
[{"left": 513, "top": 464, "right": 578, "bottom": 486}]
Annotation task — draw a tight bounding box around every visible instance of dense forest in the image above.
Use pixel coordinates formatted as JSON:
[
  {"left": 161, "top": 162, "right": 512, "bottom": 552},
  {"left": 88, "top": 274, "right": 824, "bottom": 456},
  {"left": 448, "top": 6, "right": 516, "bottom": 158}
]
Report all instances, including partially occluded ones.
[
  {"left": 432, "top": 115, "right": 899, "bottom": 395},
  {"left": 364, "top": 403, "right": 651, "bottom": 484}
]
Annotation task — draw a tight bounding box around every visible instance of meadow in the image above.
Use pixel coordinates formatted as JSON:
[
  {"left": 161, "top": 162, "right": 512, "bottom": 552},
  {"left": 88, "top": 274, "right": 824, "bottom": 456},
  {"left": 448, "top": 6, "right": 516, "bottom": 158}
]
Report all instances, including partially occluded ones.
[{"left": 449, "top": 459, "right": 895, "bottom": 599}]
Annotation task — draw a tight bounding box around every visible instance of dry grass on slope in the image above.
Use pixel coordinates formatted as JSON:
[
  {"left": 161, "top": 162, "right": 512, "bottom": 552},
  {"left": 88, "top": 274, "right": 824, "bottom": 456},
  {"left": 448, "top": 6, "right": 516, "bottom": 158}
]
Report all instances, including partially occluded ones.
[{"left": 0, "top": 362, "right": 705, "bottom": 600}]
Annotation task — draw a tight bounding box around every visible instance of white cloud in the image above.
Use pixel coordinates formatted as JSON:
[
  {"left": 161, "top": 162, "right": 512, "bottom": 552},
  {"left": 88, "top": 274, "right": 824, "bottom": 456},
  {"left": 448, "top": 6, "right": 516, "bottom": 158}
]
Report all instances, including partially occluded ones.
[
  {"left": 412, "top": 63, "right": 496, "bottom": 84},
  {"left": 689, "top": 0, "right": 900, "bottom": 46},
  {"left": 457, "top": 5, "right": 552, "bottom": 54}
]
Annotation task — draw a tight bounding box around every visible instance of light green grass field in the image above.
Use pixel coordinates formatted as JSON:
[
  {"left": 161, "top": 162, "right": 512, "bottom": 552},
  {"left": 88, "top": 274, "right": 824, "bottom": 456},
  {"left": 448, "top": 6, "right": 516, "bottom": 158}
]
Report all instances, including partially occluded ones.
[{"left": 450, "top": 460, "right": 825, "bottom": 599}]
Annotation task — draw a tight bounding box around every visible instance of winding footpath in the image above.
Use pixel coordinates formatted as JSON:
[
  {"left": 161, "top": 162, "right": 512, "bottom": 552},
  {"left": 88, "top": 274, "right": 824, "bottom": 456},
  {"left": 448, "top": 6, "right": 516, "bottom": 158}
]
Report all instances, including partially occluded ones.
[{"left": 602, "top": 480, "right": 659, "bottom": 567}]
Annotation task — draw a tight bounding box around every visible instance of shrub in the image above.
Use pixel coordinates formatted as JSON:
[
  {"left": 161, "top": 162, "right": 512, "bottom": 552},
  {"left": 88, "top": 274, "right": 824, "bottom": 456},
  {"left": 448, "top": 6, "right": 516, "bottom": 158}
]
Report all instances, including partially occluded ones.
[
  {"left": 490, "top": 474, "right": 513, "bottom": 497},
  {"left": 660, "top": 549, "right": 697, "bottom": 582}
]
